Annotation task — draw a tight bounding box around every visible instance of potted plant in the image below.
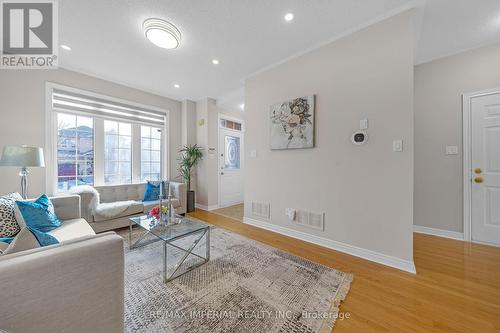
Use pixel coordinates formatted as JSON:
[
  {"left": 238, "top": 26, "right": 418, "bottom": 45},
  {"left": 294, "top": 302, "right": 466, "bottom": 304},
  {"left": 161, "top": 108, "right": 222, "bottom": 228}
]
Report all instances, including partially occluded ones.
[{"left": 178, "top": 144, "right": 203, "bottom": 213}]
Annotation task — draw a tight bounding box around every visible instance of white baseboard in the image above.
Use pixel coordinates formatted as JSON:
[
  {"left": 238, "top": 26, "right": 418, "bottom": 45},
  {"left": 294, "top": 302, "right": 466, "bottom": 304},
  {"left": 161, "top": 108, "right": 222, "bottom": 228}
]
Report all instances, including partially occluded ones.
[
  {"left": 195, "top": 203, "right": 219, "bottom": 211},
  {"left": 413, "top": 225, "right": 464, "bottom": 241},
  {"left": 243, "top": 217, "right": 416, "bottom": 274}
]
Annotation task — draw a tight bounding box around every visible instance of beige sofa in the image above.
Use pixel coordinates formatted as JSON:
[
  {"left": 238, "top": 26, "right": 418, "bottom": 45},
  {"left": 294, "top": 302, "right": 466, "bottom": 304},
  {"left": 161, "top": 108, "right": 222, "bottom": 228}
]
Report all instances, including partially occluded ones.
[
  {"left": 79, "top": 182, "right": 187, "bottom": 233},
  {"left": 0, "top": 195, "right": 124, "bottom": 333}
]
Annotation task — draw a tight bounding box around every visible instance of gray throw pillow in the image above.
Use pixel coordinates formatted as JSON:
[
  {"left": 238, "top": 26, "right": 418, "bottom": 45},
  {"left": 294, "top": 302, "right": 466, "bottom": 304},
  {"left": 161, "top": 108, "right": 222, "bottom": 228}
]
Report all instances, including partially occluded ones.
[{"left": 0, "top": 192, "right": 23, "bottom": 237}]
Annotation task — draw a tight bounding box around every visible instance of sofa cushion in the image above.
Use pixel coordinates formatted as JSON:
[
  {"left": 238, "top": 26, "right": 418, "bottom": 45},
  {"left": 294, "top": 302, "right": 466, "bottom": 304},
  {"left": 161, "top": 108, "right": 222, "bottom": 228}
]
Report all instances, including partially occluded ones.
[
  {"left": 0, "top": 192, "right": 23, "bottom": 237},
  {"left": 47, "top": 218, "right": 96, "bottom": 242},
  {"left": 93, "top": 201, "right": 144, "bottom": 222},
  {"left": 143, "top": 199, "right": 181, "bottom": 214}
]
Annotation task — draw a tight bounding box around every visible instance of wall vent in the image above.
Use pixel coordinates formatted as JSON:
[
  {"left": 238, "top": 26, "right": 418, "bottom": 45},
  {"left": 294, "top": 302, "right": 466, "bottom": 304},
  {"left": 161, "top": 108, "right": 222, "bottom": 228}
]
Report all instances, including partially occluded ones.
[
  {"left": 296, "top": 210, "right": 324, "bottom": 231},
  {"left": 251, "top": 202, "right": 270, "bottom": 220}
]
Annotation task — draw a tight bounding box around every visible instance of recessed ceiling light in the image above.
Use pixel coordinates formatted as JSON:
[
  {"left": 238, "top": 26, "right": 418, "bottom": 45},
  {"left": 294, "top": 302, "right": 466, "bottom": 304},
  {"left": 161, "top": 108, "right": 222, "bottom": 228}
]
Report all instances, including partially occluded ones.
[
  {"left": 174, "top": 84, "right": 180, "bottom": 88},
  {"left": 212, "top": 59, "right": 220, "bottom": 65},
  {"left": 60, "top": 44, "right": 71, "bottom": 51},
  {"left": 143, "top": 18, "right": 181, "bottom": 49},
  {"left": 239, "top": 103, "right": 245, "bottom": 110},
  {"left": 284, "top": 13, "right": 294, "bottom": 22}
]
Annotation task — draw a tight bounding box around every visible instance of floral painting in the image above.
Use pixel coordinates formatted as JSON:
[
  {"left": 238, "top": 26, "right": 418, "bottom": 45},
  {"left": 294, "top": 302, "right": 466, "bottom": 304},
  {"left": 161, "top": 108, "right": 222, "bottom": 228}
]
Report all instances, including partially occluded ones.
[{"left": 270, "top": 95, "right": 315, "bottom": 149}]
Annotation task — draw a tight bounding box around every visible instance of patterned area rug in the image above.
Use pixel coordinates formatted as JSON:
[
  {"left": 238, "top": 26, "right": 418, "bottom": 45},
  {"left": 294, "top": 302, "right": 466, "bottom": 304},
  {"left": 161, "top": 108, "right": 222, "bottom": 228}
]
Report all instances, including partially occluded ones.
[{"left": 119, "top": 224, "right": 352, "bottom": 333}]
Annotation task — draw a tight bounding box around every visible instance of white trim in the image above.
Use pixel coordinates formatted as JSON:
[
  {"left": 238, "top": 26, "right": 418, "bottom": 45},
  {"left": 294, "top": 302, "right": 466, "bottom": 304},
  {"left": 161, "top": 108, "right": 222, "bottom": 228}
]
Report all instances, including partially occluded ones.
[
  {"left": 462, "top": 87, "right": 500, "bottom": 243},
  {"left": 217, "top": 201, "right": 244, "bottom": 209},
  {"left": 244, "top": 1, "right": 419, "bottom": 81},
  {"left": 415, "top": 36, "right": 500, "bottom": 66},
  {"left": 195, "top": 203, "right": 219, "bottom": 211},
  {"left": 413, "top": 225, "right": 464, "bottom": 241},
  {"left": 218, "top": 113, "right": 245, "bottom": 209},
  {"left": 243, "top": 217, "right": 416, "bottom": 274}
]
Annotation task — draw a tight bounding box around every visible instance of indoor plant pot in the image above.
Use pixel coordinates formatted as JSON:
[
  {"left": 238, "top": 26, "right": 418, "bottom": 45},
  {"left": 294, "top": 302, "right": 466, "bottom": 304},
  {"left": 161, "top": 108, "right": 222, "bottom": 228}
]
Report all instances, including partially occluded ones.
[
  {"left": 178, "top": 144, "right": 203, "bottom": 213},
  {"left": 187, "top": 190, "right": 195, "bottom": 213}
]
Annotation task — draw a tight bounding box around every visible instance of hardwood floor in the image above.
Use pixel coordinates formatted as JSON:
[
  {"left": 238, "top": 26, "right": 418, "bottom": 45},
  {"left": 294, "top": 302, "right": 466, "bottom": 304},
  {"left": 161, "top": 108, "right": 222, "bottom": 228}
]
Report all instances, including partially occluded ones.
[{"left": 188, "top": 209, "right": 500, "bottom": 333}]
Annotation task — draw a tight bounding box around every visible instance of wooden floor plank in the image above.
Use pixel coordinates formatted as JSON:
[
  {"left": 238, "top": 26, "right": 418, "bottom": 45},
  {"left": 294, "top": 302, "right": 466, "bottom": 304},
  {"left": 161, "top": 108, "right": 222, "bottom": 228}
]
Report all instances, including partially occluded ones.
[{"left": 188, "top": 209, "right": 500, "bottom": 333}]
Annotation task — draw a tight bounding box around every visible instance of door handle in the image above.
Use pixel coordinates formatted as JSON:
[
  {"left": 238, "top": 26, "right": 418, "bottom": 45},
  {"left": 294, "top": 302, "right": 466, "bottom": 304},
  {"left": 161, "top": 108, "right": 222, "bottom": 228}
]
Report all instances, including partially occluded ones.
[
  {"left": 474, "top": 168, "right": 482, "bottom": 174},
  {"left": 474, "top": 176, "right": 484, "bottom": 184},
  {"left": 221, "top": 172, "right": 224, "bottom": 175}
]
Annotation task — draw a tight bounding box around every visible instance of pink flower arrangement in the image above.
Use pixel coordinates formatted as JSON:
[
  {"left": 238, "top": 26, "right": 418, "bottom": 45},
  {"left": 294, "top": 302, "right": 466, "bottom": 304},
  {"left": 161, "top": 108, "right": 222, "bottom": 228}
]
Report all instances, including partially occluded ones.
[{"left": 149, "top": 205, "right": 168, "bottom": 219}]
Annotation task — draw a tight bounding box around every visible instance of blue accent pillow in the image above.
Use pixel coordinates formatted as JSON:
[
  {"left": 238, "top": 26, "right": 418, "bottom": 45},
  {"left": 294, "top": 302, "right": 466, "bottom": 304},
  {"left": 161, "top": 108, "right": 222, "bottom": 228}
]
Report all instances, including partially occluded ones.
[
  {"left": 27, "top": 227, "right": 59, "bottom": 246},
  {"left": 16, "top": 195, "right": 61, "bottom": 233},
  {"left": 143, "top": 181, "right": 169, "bottom": 201}
]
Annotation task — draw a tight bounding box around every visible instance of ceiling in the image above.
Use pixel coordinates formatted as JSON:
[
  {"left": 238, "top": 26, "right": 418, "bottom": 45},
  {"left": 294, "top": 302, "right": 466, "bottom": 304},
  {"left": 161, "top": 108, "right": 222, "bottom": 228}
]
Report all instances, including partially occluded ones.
[{"left": 58, "top": 0, "right": 500, "bottom": 105}]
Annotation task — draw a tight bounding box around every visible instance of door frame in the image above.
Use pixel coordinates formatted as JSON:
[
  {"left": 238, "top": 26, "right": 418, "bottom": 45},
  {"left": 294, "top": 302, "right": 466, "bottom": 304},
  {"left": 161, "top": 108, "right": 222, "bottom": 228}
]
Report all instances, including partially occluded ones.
[
  {"left": 462, "top": 87, "right": 500, "bottom": 242},
  {"left": 217, "top": 113, "right": 245, "bottom": 208}
]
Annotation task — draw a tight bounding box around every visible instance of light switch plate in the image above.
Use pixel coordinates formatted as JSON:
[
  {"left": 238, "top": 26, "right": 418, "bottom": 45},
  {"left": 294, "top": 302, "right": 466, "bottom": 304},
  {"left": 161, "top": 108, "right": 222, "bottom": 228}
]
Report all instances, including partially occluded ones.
[
  {"left": 250, "top": 150, "right": 257, "bottom": 158},
  {"left": 393, "top": 140, "right": 403, "bottom": 152},
  {"left": 445, "top": 146, "right": 458, "bottom": 155},
  {"left": 359, "top": 119, "right": 368, "bottom": 130}
]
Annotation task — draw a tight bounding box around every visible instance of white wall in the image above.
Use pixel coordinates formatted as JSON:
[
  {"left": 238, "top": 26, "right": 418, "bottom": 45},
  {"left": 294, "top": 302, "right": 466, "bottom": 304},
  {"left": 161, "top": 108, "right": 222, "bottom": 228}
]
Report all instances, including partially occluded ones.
[
  {"left": 244, "top": 11, "right": 415, "bottom": 269},
  {"left": 195, "top": 98, "right": 218, "bottom": 208},
  {"left": 0, "top": 68, "right": 182, "bottom": 197},
  {"left": 414, "top": 42, "right": 500, "bottom": 233}
]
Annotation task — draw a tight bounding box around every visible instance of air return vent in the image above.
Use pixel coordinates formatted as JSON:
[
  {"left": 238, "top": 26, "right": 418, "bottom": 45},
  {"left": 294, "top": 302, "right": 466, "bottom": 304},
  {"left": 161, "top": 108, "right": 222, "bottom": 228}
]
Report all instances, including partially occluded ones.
[
  {"left": 251, "top": 202, "right": 270, "bottom": 220},
  {"left": 296, "top": 210, "right": 324, "bottom": 231}
]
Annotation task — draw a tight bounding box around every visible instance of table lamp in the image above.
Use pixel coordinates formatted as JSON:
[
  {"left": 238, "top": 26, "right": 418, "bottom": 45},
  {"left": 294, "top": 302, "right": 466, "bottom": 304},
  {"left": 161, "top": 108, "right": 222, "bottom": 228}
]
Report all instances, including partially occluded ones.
[{"left": 0, "top": 145, "right": 45, "bottom": 199}]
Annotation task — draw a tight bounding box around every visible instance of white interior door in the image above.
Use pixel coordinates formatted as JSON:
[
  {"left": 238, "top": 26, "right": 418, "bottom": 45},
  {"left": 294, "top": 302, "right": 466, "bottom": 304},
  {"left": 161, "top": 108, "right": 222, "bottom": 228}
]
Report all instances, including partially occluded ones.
[
  {"left": 471, "top": 93, "right": 500, "bottom": 245},
  {"left": 219, "top": 127, "right": 244, "bottom": 207}
]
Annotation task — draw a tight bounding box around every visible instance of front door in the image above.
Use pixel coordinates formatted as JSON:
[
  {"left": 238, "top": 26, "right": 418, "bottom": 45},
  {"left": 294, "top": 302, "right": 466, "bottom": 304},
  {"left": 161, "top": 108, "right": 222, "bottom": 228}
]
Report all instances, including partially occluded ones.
[
  {"left": 219, "top": 127, "right": 244, "bottom": 208},
  {"left": 471, "top": 93, "right": 500, "bottom": 245}
]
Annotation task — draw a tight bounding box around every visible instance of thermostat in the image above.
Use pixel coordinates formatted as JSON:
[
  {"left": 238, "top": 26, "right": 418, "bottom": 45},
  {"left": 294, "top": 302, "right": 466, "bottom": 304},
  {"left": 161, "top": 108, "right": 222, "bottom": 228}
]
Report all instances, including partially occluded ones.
[{"left": 351, "top": 131, "right": 368, "bottom": 145}]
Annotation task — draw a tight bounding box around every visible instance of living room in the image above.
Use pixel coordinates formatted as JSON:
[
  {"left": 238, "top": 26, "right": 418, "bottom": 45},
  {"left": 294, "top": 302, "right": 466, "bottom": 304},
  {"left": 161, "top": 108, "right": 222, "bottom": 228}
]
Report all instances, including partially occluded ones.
[{"left": 1, "top": 1, "right": 500, "bottom": 332}]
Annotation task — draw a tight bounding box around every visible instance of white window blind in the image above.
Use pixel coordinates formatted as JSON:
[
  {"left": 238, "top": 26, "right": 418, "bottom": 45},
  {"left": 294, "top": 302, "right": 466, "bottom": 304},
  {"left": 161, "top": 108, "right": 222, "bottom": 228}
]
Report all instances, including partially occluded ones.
[{"left": 52, "top": 88, "right": 165, "bottom": 126}]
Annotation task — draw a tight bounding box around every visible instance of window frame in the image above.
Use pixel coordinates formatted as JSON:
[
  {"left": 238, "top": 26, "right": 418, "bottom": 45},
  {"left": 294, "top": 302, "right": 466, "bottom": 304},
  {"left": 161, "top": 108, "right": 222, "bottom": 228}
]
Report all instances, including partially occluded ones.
[{"left": 45, "top": 82, "right": 170, "bottom": 195}]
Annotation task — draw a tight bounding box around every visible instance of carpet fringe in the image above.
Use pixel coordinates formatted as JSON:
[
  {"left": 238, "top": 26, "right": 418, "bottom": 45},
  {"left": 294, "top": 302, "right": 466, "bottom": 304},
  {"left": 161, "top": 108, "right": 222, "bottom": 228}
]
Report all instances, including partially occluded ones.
[{"left": 318, "top": 273, "right": 353, "bottom": 333}]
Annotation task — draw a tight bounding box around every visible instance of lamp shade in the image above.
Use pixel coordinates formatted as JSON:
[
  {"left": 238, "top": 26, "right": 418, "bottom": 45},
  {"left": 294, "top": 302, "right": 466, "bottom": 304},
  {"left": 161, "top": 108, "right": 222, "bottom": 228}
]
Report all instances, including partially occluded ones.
[{"left": 0, "top": 145, "right": 45, "bottom": 167}]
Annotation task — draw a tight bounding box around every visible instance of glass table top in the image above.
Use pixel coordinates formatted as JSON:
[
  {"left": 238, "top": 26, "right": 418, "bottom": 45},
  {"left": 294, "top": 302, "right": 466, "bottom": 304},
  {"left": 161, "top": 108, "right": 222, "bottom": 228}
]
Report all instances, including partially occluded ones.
[{"left": 130, "top": 215, "right": 209, "bottom": 242}]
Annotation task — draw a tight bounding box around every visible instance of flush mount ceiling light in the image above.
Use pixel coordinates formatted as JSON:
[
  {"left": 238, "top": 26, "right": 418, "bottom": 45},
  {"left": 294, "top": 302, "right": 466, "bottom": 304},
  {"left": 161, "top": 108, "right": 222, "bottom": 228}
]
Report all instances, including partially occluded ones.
[
  {"left": 284, "top": 13, "right": 294, "bottom": 22},
  {"left": 212, "top": 59, "right": 220, "bottom": 65},
  {"left": 143, "top": 18, "right": 181, "bottom": 49}
]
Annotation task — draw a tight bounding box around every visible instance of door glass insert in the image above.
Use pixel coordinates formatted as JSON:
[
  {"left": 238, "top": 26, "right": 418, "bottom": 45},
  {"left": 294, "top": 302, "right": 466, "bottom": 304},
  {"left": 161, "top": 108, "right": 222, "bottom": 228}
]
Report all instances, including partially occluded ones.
[{"left": 224, "top": 135, "right": 240, "bottom": 169}]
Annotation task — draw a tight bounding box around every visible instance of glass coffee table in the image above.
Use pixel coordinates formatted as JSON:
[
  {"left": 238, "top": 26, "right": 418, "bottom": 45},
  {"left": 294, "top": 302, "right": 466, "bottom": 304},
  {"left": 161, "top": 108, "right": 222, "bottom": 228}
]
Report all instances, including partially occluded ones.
[{"left": 129, "top": 215, "right": 210, "bottom": 283}]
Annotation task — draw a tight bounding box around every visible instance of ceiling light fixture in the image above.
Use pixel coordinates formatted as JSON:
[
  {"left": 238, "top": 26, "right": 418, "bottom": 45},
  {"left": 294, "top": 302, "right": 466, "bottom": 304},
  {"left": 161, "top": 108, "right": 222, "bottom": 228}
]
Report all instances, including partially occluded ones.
[
  {"left": 60, "top": 44, "right": 71, "bottom": 51},
  {"left": 212, "top": 59, "right": 220, "bottom": 65},
  {"left": 143, "top": 18, "right": 181, "bottom": 49},
  {"left": 174, "top": 84, "right": 180, "bottom": 88},
  {"left": 239, "top": 103, "right": 245, "bottom": 110},
  {"left": 284, "top": 13, "right": 294, "bottom": 22}
]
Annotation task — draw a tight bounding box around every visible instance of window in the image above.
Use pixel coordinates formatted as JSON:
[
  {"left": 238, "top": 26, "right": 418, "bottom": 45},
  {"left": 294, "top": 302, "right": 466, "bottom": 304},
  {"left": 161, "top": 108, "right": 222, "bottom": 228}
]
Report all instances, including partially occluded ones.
[
  {"left": 141, "top": 126, "right": 162, "bottom": 181},
  {"left": 48, "top": 85, "right": 168, "bottom": 193},
  {"left": 224, "top": 135, "right": 240, "bottom": 169},
  {"left": 57, "top": 113, "right": 94, "bottom": 191},
  {"left": 104, "top": 121, "right": 132, "bottom": 185},
  {"left": 220, "top": 119, "right": 242, "bottom": 131}
]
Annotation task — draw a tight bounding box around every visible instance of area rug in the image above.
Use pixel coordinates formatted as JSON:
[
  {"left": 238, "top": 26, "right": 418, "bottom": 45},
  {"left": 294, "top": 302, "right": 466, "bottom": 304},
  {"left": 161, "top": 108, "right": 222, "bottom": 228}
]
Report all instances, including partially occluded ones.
[
  {"left": 211, "top": 204, "right": 244, "bottom": 222},
  {"left": 119, "top": 224, "right": 352, "bottom": 333}
]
